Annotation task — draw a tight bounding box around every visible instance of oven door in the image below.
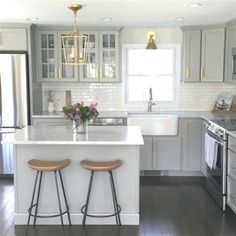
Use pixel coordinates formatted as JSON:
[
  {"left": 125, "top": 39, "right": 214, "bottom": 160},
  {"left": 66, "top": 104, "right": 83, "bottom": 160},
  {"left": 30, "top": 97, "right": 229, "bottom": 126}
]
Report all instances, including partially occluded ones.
[{"left": 205, "top": 129, "right": 227, "bottom": 195}]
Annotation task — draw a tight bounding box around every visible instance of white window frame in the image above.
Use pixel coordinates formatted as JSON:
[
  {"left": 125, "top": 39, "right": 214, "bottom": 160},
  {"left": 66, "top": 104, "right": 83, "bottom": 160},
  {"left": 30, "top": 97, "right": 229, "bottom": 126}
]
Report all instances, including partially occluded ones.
[{"left": 123, "top": 44, "right": 180, "bottom": 104}]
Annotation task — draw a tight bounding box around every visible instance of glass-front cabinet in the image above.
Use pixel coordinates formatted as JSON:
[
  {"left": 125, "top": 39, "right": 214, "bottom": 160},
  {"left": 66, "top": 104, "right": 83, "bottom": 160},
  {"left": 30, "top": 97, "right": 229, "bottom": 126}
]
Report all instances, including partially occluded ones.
[
  {"left": 37, "top": 30, "right": 119, "bottom": 82},
  {"left": 99, "top": 31, "right": 119, "bottom": 82},
  {"left": 58, "top": 32, "right": 78, "bottom": 81},
  {"left": 79, "top": 31, "right": 99, "bottom": 82},
  {"left": 38, "top": 32, "right": 58, "bottom": 81},
  {"left": 38, "top": 31, "right": 78, "bottom": 82}
]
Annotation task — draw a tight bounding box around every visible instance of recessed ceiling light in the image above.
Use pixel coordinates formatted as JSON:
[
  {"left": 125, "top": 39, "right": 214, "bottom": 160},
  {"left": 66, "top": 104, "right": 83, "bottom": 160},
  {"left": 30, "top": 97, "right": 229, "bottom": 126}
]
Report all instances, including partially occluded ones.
[
  {"left": 187, "top": 3, "right": 202, "bottom": 8},
  {"left": 172, "top": 17, "right": 185, "bottom": 21},
  {"left": 26, "top": 17, "right": 39, "bottom": 21},
  {"left": 100, "top": 18, "right": 112, "bottom": 21}
]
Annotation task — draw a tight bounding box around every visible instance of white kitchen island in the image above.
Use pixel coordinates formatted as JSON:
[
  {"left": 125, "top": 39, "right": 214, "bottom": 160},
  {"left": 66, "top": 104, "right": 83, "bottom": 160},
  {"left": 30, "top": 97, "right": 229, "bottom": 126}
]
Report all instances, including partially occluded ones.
[{"left": 2, "top": 126, "right": 143, "bottom": 225}]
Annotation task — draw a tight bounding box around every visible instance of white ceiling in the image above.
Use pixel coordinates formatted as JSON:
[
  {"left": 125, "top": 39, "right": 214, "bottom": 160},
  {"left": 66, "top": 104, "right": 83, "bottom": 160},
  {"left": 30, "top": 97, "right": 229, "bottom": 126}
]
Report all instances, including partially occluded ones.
[{"left": 0, "top": 0, "right": 236, "bottom": 27}]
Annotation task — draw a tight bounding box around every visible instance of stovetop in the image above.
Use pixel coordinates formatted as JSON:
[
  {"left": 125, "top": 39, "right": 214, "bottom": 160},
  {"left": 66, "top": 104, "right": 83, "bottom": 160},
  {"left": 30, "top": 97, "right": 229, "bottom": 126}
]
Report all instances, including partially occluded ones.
[{"left": 210, "top": 119, "right": 236, "bottom": 131}]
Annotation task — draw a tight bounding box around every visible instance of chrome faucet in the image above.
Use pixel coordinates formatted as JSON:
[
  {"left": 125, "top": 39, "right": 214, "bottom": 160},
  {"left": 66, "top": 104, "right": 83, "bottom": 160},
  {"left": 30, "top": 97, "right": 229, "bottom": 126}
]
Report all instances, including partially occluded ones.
[{"left": 147, "top": 88, "right": 156, "bottom": 112}]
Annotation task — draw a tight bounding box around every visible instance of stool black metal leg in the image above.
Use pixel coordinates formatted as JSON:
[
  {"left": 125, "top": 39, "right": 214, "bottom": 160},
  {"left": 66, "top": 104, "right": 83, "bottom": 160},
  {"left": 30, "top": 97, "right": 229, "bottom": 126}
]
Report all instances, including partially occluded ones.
[
  {"left": 109, "top": 171, "right": 119, "bottom": 225},
  {"left": 33, "top": 171, "right": 43, "bottom": 225},
  {"left": 54, "top": 170, "right": 64, "bottom": 226},
  {"left": 82, "top": 171, "right": 94, "bottom": 226},
  {"left": 109, "top": 171, "right": 121, "bottom": 226},
  {"left": 27, "top": 170, "right": 39, "bottom": 226},
  {"left": 58, "top": 170, "right": 71, "bottom": 226}
]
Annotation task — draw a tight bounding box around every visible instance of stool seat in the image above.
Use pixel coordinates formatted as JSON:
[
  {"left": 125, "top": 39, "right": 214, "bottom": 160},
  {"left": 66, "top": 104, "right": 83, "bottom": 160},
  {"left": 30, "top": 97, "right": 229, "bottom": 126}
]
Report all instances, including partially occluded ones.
[
  {"left": 80, "top": 160, "right": 122, "bottom": 172},
  {"left": 27, "top": 159, "right": 70, "bottom": 172}
]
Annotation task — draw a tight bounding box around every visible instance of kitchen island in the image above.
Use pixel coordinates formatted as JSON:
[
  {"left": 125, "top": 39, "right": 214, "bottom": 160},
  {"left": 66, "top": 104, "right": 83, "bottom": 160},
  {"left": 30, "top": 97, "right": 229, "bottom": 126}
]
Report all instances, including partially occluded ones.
[{"left": 2, "top": 126, "right": 143, "bottom": 225}]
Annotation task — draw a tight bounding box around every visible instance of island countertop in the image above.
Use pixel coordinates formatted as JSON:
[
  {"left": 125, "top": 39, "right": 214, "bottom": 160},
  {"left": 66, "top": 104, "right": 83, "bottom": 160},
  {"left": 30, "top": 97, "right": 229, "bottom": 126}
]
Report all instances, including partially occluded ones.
[{"left": 2, "top": 126, "right": 144, "bottom": 145}]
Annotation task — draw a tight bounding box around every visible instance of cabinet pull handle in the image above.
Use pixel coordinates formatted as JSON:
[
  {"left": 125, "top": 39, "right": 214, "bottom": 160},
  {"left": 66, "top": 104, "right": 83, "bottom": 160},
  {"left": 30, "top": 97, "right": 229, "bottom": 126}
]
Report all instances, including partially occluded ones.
[
  {"left": 54, "top": 68, "right": 57, "bottom": 78},
  {"left": 58, "top": 68, "right": 62, "bottom": 78},
  {"left": 0, "top": 32, "right": 2, "bottom": 48},
  {"left": 201, "top": 68, "right": 204, "bottom": 79},
  {"left": 231, "top": 166, "right": 236, "bottom": 171},
  {"left": 186, "top": 68, "right": 189, "bottom": 79},
  {"left": 230, "top": 194, "right": 236, "bottom": 201}
]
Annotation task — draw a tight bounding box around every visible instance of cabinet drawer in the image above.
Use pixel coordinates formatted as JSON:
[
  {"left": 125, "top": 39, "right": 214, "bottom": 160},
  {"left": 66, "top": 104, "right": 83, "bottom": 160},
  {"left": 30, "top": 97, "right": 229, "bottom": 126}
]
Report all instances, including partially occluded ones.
[
  {"left": 227, "top": 176, "right": 236, "bottom": 214},
  {"left": 228, "top": 135, "right": 236, "bottom": 153},
  {"left": 228, "top": 150, "right": 236, "bottom": 180}
]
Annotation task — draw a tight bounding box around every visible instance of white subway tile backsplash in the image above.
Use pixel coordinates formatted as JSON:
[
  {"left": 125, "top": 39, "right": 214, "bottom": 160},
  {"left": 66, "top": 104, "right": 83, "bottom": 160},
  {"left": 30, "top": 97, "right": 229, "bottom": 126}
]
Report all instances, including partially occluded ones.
[{"left": 42, "top": 82, "right": 236, "bottom": 112}]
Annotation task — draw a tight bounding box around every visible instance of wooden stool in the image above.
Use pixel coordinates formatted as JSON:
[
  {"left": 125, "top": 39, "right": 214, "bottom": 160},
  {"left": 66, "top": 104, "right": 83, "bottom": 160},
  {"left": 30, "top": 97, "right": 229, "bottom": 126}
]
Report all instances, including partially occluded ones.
[
  {"left": 80, "top": 160, "right": 122, "bottom": 226},
  {"left": 27, "top": 159, "right": 71, "bottom": 226}
]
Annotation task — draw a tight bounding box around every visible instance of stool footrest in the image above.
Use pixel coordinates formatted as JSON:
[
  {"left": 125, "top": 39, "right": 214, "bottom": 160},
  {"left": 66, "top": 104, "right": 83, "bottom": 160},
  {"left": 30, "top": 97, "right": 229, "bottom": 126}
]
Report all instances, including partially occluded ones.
[
  {"left": 81, "top": 204, "right": 121, "bottom": 218},
  {"left": 28, "top": 204, "right": 69, "bottom": 219}
]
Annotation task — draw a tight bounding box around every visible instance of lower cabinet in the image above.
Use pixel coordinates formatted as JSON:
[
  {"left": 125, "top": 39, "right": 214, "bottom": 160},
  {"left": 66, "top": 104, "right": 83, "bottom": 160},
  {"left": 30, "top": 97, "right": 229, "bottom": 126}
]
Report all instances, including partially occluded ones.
[
  {"left": 180, "top": 118, "right": 202, "bottom": 171},
  {"left": 140, "top": 137, "right": 153, "bottom": 170},
  {"left": 153, "top": 137, "right": 181, "bottom": 170},
  {"left": 140, "top": 118, "right": 202, "bottom": 173},
  {"left": 227, "top": 140, "right": 236, "bottom": 213},
  {"left": 140, "top": 136, "right": 181, "bottom": 171}
]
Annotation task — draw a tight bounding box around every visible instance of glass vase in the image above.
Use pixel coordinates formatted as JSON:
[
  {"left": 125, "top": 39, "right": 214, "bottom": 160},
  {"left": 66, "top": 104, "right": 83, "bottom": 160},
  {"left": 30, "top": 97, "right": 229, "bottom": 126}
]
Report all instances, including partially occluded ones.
[{"left": 73, "top": 121, "right": 87, "bottom": 134}]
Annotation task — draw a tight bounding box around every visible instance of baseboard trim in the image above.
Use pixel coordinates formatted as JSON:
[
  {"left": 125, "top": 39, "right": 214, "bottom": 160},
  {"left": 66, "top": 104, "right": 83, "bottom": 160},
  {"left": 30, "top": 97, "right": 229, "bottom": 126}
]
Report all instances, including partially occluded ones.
[
  {"left": 140, "top": 176, "right": 206, "bottom": 185},
  {"left": 14, "top": 213, "right": 139, "bottom": 225}
]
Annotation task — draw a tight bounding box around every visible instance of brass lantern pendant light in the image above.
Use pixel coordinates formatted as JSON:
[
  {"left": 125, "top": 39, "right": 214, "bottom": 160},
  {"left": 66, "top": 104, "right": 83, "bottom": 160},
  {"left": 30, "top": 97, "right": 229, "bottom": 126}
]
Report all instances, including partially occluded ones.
[
  {"left": 62, "top": 4, "right": 88, "bottom": 64},
  {"left": 146, "top": 31, "right": 157, "bottom": 49}
]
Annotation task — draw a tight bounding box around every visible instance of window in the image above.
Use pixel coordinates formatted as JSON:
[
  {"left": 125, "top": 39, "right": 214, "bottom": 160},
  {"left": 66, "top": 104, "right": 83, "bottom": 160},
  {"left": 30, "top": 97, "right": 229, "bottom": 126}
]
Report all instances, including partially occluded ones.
[{"left": 124, "top": 45, "right": 178, "bottom": 102}]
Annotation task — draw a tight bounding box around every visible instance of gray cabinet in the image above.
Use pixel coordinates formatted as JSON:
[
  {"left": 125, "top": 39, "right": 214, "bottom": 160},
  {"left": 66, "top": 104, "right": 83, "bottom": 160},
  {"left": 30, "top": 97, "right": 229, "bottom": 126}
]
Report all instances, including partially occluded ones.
[
  {"left": 140, "top": 118, "right": 202, "bottom": 174},
  {"left": 140, "top": 136, "right": 153, "bottom": 170},
  {"left": 182, "top": 27, "right": 225, "bottom": 82},
  {"left": 153, "top": 137, "right": 181, "bottom": 170},
  {"left": 0, "top": 28, "right": 27, "bottom": 50},
  {"left": 180, "top": 118, "right": 202, "bottom": 171},
  {"left": 225, "top": 22, "right": 236, "bottom": 83},
  {"left": 37, "top": 29, "right": 119, "bottom": 82},
  {"left": 99, "top": 31, "right": 119, "bottom": 82},
  {"left": 227, "top": 135, "right": 236, "bottom": 213},
  {"left": 183, "top": 30, "right": 201, "bottom": 82},
  {"left": 201, "top": 28, "right": 225, "bottom": 82},
  {"left": 140, "top": 136, "right": 181, "bottom": 171},
  {"left": 37, "top": 31, "right": 78, "bottom": 82}
]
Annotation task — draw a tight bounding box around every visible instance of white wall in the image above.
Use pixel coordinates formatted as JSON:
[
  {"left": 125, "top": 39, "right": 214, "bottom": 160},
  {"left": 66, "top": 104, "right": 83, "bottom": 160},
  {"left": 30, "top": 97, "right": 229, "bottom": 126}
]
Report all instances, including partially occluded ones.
[{"left": 41, "top": 27, "right": 236, "bottom": 112}]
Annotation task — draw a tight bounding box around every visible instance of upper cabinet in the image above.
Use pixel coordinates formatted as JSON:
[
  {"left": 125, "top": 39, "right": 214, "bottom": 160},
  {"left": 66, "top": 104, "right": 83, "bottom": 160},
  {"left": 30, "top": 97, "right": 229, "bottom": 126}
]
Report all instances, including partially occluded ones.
[
  {"left": 37, "top": 29, "right": 119, "bottom": 82},
  {"left": 225, "top": 22, "right": 236, "bottom": 83},
  {"left": 182, "top": 27, "right": 225, "bottom": 82},
  {"left": 0, "top": 28, "right": 27, "bottom": 51},
  {"left": 182, "top": 30, "right": 201, "bottom": 82},
  {"left": 99, "top": 31, "right": 119, "bottom": 82},
  {"left": 201, "top": 28, "right": 225, "bottom": 82}
]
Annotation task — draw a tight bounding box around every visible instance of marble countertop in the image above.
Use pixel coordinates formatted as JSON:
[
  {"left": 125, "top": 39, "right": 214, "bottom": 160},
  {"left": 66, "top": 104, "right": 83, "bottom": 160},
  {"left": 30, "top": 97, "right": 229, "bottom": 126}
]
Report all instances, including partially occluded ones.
[
  {"left": 32, "top": 110, "right": 236, "bottom": 121},
  {"left": 1, "top": 126, "right": 144, "bottom": 145}
]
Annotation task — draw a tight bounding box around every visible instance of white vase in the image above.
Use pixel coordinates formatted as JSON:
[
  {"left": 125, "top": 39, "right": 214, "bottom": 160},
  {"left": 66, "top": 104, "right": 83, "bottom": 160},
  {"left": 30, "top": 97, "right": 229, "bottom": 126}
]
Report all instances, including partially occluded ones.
[{"left": 73, "top": 121, "right": 87, "bottom": 134}]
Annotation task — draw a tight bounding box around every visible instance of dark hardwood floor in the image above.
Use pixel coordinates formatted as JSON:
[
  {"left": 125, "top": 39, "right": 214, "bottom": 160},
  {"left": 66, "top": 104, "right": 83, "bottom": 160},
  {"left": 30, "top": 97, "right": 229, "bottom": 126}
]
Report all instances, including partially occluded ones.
[{"left": 1, "top": 177, "right": 236, "bottom": 236}]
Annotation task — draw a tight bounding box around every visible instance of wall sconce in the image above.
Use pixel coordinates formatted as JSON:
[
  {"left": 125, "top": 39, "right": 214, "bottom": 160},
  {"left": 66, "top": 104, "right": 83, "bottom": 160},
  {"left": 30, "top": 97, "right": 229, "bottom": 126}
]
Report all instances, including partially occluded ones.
[{"left": 146, "top": 31, "right": 157, "bottom": 49}]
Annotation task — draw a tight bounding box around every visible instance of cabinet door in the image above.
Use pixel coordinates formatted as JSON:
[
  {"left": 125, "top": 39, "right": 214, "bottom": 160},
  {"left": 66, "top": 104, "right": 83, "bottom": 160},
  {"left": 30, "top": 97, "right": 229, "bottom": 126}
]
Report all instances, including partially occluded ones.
[
  {"left": 38, "top": 32, "right": 58, "bottom": 81},
  {"left": 58, "top": 31, "right": 79, "bottom": 82},
  {"left": 180, "top": 119, "right": 202, "bottom": 171},
  {"left": 183, "top": 30, "right": 201, "bottom": 82},
  {"left": 201, "top": 28, "right": 225, "bottom": 82},
  {"left": 79, "top": 31, "right": 99, "bottom": 82},
  {"left": 0, "top": 28, "right": 27, "bottom": 50},
  {"left": 140, "top": 136, "right": 153, "bottom": 170},
  {"left": 153, "top": 137, "right": 181, "bottom": 170},
  {"left": 99, "top": 31, "right": 119, "bottom": 82},
  {"left": 225, "top": 24, "right": 236, "bottom": 83}
]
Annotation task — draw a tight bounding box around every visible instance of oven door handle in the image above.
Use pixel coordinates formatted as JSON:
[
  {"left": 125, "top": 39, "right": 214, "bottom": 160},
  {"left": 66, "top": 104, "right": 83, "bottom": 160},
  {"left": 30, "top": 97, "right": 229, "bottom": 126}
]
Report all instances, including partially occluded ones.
[{"left": 206, "top": 130, "right": 224, "bottom": 145}]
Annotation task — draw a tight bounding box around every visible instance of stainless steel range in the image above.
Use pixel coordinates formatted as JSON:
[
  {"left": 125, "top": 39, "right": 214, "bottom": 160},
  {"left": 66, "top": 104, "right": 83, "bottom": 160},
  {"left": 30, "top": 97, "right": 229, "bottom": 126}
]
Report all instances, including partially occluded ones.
[{"left": 205, "top": 120, "right": 229, "bottom": 211}]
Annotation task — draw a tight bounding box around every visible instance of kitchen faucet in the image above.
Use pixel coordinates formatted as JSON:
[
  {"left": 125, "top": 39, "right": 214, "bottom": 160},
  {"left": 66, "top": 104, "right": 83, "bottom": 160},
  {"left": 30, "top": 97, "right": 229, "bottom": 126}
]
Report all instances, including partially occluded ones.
[{"left": 147, "top": 88, "right": 156, "bottom": 112}]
